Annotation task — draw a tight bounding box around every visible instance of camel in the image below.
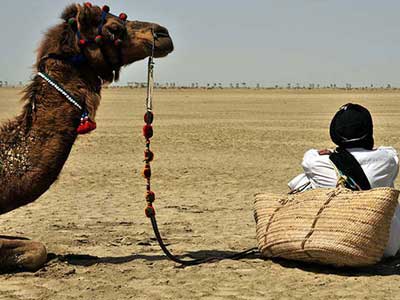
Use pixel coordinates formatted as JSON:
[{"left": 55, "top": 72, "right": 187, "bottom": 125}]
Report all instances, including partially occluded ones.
[{"left": 0, "top": 3, "right": 173, "bottom": 272}]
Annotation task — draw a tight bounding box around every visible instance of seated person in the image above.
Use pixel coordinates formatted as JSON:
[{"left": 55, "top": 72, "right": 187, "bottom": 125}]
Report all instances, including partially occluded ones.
[{"left": 289, "top": 103, "right": 400, "bottom": 257}]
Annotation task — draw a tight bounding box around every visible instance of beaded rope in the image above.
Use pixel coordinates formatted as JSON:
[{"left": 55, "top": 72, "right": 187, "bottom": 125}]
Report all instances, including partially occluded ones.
[
  {"left": 142, "top": 56, "right": 156, "bottom": 218},
  {"left": 37, "top": 72, "right": 82, "bottom": 111},
  {"left": 142, "top": 28, "right": 156, "bottom": 218}
]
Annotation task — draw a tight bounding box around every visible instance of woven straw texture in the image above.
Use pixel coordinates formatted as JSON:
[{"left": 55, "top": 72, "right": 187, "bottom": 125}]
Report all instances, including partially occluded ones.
[{"left": 254, "top": 188, "right": 399, "bottom": 267}]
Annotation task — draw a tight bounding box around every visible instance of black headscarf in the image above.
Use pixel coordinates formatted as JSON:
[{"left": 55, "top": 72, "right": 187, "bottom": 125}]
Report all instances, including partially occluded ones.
[{"left": 329, "top": 103, "right": 374, "bottom": 150}]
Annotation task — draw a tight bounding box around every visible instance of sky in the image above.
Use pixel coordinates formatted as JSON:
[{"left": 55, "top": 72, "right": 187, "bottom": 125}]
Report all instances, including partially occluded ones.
[{"left": 1, "top": 0, "right": 400, "bottom": 87}]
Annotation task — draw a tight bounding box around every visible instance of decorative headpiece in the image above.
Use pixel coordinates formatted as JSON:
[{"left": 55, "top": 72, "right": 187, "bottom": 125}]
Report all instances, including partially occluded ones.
[{"left": 67, "top": 3, "right": 128, "bottom": 48}]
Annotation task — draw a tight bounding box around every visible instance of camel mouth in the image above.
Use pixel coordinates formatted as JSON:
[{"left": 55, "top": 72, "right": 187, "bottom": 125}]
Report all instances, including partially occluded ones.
[
  {"left": 123, "top": 21, "right": 174, "bottom": 63},
  {"left": 152, "top": 29, "right": 174, "bottom": 58}
]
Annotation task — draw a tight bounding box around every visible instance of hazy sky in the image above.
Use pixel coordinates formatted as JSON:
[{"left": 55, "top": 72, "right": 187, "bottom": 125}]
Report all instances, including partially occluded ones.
[{"left": 1, "top": 0, "right": 400, "bottom": 87}]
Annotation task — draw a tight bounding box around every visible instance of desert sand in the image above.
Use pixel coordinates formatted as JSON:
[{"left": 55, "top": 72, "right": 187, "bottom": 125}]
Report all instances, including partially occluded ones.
[{"left": 1, "top": 87, "right": 400, "bottom": 299}]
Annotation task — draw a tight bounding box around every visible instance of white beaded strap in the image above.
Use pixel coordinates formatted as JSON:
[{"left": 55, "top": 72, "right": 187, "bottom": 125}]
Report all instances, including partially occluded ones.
[{"left": 37, "top": 72, "right": 83, "bottom": 111}]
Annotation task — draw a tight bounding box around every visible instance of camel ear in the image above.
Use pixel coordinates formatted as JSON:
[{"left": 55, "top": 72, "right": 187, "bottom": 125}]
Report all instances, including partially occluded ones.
[{"left": 61, "top": 4, "right": 78, "bottom": 21}]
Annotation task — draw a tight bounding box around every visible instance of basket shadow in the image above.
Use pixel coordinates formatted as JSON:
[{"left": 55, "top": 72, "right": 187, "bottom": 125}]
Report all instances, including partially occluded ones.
[
  {"left": 270, "top": 256, "right": 400, "bottom": 276},
  {"left": 184, "top": 249, "right": 260, "bottom": 260}
]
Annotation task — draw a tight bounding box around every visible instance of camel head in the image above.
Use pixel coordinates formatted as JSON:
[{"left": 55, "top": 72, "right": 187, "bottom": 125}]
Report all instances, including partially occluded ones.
[{"left": 39, "top": 3, "right": 174, "bottom": 82}]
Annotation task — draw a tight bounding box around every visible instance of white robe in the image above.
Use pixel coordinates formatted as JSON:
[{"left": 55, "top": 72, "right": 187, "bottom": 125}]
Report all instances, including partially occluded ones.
[{"left": 288, "top": 147, "right": 400, "bottom": 257}]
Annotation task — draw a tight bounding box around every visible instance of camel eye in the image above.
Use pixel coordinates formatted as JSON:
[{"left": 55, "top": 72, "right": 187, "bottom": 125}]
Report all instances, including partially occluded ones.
[{"left": 109, "top": 25, "right": 121, "bottom": 35}]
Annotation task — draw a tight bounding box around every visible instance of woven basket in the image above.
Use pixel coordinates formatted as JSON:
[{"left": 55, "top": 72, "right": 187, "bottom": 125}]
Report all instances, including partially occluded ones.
[{"left": 254, "top": 187, "right": 399, "bottom": 267}]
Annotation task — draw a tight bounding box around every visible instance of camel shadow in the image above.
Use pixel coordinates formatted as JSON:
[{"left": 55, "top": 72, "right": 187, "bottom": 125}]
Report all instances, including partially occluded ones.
[
  {"left": 270, "top": 256, "right": 400, "bottom": 277},
  {"left": 47, "top": 249, "right": 260, "bottom": 267},
  {"left": 48, "top": 249, "right": 400, "bottom": 276},
  {"left": 47, "top": 253, "right": 168, "bottom": 267}
]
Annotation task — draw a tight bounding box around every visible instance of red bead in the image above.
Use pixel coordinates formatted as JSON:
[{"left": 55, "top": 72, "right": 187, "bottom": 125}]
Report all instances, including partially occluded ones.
[
  {"left": 79, "top": 39, "right": 86, "bottom": 46},
  {"left": 142, "top": 165, "right": 151, "bottom": 179},
  {"left": 114, "top": 39, "right": 123, "bottom": 47},
  {"left": 84, "top": 2, "right": 92, "bottom": 8},
  {"left": 146, "top": 191, "right": 156, "bottom": 202},
  {"left": 102, "top": 5, "right": 110, "bottom": 13},
  {"left": 142, "top": 124, "right": 153, "bottom": 139},
  {"left": 119, "top": 13, "right": 127, "bottom": 21},
  {"left": 144, "top": 149, "right": 154, "bottom": 162},
  {"left": 145, "top": 205, "right": 155, "bottom": 218},
  {"left": 95, "top": 35, "right": 103, "bottom": 44}
]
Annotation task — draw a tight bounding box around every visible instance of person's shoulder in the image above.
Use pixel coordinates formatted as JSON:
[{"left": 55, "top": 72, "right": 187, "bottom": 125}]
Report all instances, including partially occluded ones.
[
  {"left": 377, "top": 146, "right": 398, "bottom": 156},
  {"left": 303, "top": 148, "right": 333, "bottom": 159},
  {"left": 302, "top": 148, "right": 332, "bottom": 169},
  {"left": 376, "top": 146, "right": 399, "bottom": 164}
]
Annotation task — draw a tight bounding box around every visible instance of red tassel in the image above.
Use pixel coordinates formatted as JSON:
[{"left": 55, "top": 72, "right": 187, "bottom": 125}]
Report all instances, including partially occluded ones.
[
  {"left": 79, "top": 39, "right": 87, "bottom": 46},
  {"left": 77, "top": 119, "right": 97, "bottom": 135},
  {"left": 143, "top": 124, "right": 153, "bottom": 139},
  {"left": 84, "top": 2, "right": 92, "bottom": 8},
  {"left": 102, "top": 5, "right": 110, "bottom": 13}
]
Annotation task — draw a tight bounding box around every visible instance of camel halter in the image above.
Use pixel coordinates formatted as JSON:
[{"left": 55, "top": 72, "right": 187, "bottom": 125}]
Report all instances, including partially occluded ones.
[{"left": 140, "top": 30, "right": 258, "bottom": 266}]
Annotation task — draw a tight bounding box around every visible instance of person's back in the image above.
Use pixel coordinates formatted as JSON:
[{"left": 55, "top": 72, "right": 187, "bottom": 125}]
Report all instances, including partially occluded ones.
[
  {"left": 290, "top": 147, "right": 399, "bottom": 190},
  {"left": 289, "top": 103, "right": 400, "bottom": 257}
]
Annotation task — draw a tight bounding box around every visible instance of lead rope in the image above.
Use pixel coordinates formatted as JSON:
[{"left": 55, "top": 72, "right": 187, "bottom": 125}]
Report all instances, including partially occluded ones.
[{"left": 141, "top": 30, "right": 258, "bottom": 266}]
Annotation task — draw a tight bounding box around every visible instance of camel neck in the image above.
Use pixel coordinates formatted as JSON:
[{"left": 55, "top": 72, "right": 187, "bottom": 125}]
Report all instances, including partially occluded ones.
[{"left": 0, "top": 59, "right": 101, "bottom": 214}]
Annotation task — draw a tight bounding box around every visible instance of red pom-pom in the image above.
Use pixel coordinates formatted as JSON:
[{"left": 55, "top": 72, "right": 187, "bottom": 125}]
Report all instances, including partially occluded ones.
[
  {"left": 95, "top": 35, "right": 103, "bottom": 44},
  {"left": 79, "top": 39, "right": 86, "bottom": 46},
  {"left": 114, "top": 39, "right": 123, "bottom": 47},
  {"left": 77, "top": 123, "right": 89, "bottom": 134},
  {"left": 84, "top": 2, "right": 92, "bottom": 8},
  {"left": 144, "top": 111, "right": 154, "bottom": 124},
  {"left": 77, "top": 119, "right": 96, "bottom": 135},
  {"left": 146, "top": 191, "right": 156, "bottom": 202},
  {"left": 145, "top": 205, "right": 155, "bottom": 218},
  {"left": 119, "top": 13, "right": 127, "bottom": 21},
  {"left": 142, "top": 165, "right": 151, "bottom": 179},
  {"left": 102, "top": 5, "right": 110, "bottom": 13},
  {"left": 142, "top": 124, "right": 153, "bottom": 139}
]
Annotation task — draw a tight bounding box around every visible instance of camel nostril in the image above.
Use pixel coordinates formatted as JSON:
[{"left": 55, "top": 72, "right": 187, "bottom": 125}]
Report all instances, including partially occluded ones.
[{"left": 153, "top": 26, "right": 170, "bottom": 39}]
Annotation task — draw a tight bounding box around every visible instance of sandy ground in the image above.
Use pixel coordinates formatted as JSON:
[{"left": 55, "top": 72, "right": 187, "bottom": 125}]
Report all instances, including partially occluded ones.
[{"left": 1, "top": 87, "right": 400, "bottom": 299}]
